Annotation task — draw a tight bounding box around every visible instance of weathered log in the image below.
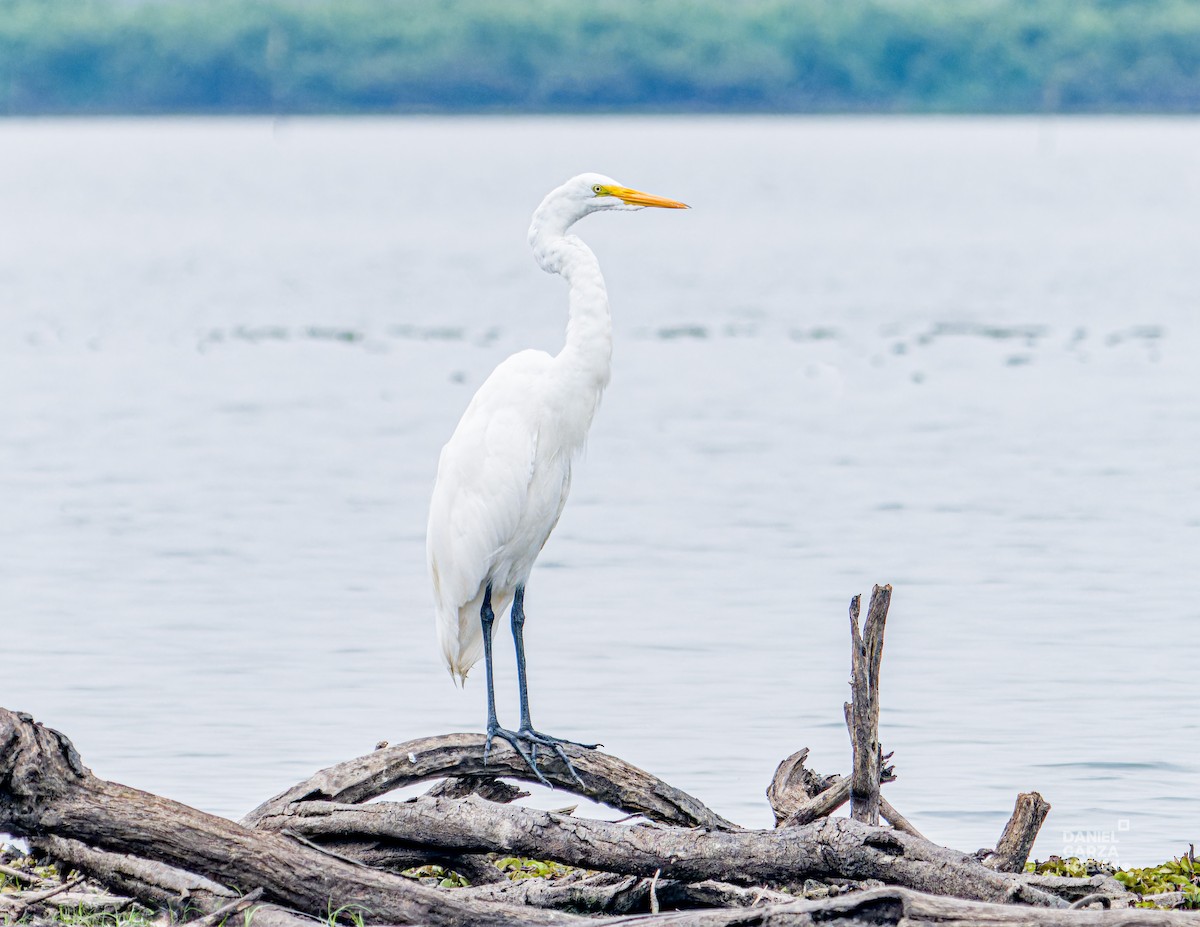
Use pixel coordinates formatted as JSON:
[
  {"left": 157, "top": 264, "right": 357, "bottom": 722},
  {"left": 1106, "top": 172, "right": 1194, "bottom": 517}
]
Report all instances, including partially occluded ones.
[
  {"left": 983, "top": 791, "right": 1052, "bottom": 872},
  {"left": 30, "top": 835, "right": 319, "bottom": 927},
  {"left": 1019, "top": 872, "right": 1134, "bottom": 905},
  {"left": 256, "top": 794, "right": 1065, "bottom": 906},
  {"left": 461, "top": 871, "right": 794, "bottom": 915},
  {"left": 0, "top": 709, "right": 576, "bottom": 926},
  {"left": 599, "top": 884, "right": 1200, "bottom": 925},
  {"left": 847, "top": 585, "right": 890, "bottom": 825},
  {"left": 243, "top": 732, "right": 733, "bottom": 831},
  {"left": 417, "top": 775, "right": 521, "bottom": 883}
]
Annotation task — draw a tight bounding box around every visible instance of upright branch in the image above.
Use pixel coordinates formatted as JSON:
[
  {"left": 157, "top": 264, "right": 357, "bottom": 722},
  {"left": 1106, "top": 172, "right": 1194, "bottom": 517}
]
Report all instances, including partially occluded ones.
[
  {"left": 847, "top": 584, "right": 892, "bottom": 825},
  {"left": 985, "top": 792, "right": 1052, "bottom": 873}
]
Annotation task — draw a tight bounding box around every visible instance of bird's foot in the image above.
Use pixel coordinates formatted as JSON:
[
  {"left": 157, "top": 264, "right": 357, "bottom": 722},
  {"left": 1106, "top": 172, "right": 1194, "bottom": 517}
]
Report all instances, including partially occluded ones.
[{"left": 484, "top": 723, "right": 598, "bottom": 788}]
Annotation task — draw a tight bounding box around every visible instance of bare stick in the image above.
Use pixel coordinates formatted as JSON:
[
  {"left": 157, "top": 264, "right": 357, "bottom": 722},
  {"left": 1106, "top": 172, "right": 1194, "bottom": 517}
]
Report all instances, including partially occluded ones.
[
  {"left": 0, "top": 862, "right": 47, "bottom": 886},
  {"left": 782, "top": 777, "right": 851, "bottom": 826},
  {"left": 182, "top": 886, "right": 263, "bottom": 927},
  {"left": 0, "top": 874, "right": 85, "bottom": 920},
  {"left": 598, "top": 884, "right": 1200, "bottom": 926},
  {"left": 847, "top": 585, "right": 891, "bottom": 825},
  {"left": 983, "top": 792, "right": 1051, "bottom": 872},
  {"left": 879, "top": 796, "right": 926, "bottom": 840}
]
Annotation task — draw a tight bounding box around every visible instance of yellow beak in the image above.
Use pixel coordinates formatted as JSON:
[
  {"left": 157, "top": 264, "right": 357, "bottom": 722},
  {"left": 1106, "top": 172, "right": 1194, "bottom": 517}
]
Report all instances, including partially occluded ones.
[{"left": 609, "top": 186, "right": 690, "bottom": 209}]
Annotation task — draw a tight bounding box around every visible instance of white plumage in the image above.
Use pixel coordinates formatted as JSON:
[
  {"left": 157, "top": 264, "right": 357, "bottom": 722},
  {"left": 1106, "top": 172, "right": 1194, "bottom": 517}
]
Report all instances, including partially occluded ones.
[{"left": 425, "top": 172, "right": 687, "bottom": 778}]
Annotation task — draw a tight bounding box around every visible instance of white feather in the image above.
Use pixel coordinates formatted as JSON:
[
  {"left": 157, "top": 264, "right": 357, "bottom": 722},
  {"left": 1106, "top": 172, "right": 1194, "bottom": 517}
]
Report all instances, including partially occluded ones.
[{"left": 426, "top": 173, "right": 686, "bottom": 686}]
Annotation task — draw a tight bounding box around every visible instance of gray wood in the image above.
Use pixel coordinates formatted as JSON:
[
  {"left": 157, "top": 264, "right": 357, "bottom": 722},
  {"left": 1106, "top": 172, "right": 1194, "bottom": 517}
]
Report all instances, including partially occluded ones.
[
  {"left": 462, "top": 871, "right": 794, "bottom": 915},
  {"left": 601, "top": 884, "right": 1200, "bottom": 925},
  {"left": 0, "top": 709, "right": 575, "bottom": 926},
  {"left": 31, "top": 835, "right": 319, "bottom": 927},
  {"left": 766, "top": 749, "right": 838, "bottom": 826},
  {"left": 984, "top": 792, "right": 1052, "bottom": 872},
  {"left": 847, "top": 585, "right": 891, "bottom": 825},
  {"left": 255, "top": 795, "right": 1065, "bottom": 906},
  {"left": 769, "top": 747, "right": 923, "bottom": 839},
  {"left": 242, "top": 732, "right": 734, "bottom": 831}
]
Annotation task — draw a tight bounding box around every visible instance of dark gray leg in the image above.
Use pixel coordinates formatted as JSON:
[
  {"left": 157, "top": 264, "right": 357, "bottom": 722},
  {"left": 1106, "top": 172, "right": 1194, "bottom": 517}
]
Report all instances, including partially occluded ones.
[
  {"left": 511, "top": 585, "right": 533, "bottom": 729},
  {"left": 480, "top": 584, "right": 544, "bottom": 783},
  {"left": 510, "top": 584, "right": 598, "bottom": 786},
  {"left": 480, "top": 584, "right": 501, "bottom": 742}
]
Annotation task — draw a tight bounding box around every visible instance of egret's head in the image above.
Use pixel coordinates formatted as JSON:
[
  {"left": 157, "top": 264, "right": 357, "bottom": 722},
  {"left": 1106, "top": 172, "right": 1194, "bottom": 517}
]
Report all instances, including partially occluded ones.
[
  {"left": 568, "top": 172, "right": 690, "bottom": 215},
  {"left": 530, "top": 173, "right": 688, "bottom": 246}
]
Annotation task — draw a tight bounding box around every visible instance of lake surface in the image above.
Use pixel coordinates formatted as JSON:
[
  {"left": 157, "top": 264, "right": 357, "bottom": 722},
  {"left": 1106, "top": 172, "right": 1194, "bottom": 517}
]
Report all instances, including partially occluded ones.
[{"left": 2, "top": 116, "right": 1197, "bottom": 867}]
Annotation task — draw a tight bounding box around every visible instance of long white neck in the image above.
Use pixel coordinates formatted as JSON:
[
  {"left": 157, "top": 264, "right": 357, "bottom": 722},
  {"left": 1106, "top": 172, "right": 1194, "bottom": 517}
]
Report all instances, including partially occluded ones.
[{"left": 527, "top": 196, "right": 613, "bottom": 401}]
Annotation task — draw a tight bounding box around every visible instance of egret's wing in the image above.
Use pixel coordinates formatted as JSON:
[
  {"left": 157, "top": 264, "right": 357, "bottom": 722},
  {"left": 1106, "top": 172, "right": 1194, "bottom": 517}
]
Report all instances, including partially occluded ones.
[{"left": 427, "top": 350, "right": 551, "bottom": 677}]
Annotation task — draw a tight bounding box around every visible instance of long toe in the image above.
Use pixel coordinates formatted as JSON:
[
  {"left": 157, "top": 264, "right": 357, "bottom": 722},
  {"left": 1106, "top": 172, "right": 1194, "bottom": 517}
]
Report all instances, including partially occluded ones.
[
  {"left": 518, "top": 728, "right": 598, "bottom": 788},
  {"left": 521, "top": 728, "right": 601, "bottom": 751},
  {"left": 485, "top": 724, "right": 551, "bottom": 786}
]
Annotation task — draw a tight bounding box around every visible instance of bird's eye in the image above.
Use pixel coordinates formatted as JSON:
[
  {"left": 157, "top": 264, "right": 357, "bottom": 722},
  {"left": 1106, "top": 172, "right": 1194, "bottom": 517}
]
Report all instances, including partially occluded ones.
[{"left": 592, "top": 184, "right": 604, "bottom": 195}]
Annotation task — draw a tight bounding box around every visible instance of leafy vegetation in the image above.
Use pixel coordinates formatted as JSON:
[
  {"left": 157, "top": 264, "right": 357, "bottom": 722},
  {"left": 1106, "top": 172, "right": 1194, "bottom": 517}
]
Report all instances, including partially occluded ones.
[
  {"left": 1, "top": 0, "right": 1199, "bottom": 114},
  {"left": 1028, "top": 852, "right": 1200, "bottom": 909},
  {"left": 402, "top": 856, "right": 580, "bottom": 888}
]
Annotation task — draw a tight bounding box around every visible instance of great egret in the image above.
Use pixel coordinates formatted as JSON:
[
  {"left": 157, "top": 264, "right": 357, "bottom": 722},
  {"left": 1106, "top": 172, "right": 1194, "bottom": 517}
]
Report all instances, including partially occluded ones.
[{"left": 427, "top": 173, "right": 688, "bottom": 784}]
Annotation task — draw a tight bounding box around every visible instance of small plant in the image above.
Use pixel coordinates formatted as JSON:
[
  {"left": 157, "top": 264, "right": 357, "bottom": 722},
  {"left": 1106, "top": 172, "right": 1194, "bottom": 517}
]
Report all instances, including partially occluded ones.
[
  {"left": 1027, "top": 851, "right": 1200, "bottom": 909},
  {"left": 400, "top": 865, "right": 469, "bottom": 889},
  {"left": 325, "top": 901, "right": 370, "bottom": 927},
  {"left": 495, "top": 857, "right": 579, "bottom": 881}
]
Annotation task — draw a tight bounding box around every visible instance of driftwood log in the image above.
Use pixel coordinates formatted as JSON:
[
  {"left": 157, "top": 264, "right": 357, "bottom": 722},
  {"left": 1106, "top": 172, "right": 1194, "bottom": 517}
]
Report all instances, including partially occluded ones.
[
  {"left": 846, "top": 585, "right": 889, "bottom": 826},
  {"left": 984, "top": 791, "right": 1054, "bottom": 873},
  {"left": 1, "top": 587, "right": 1187, "bottom": 925}
]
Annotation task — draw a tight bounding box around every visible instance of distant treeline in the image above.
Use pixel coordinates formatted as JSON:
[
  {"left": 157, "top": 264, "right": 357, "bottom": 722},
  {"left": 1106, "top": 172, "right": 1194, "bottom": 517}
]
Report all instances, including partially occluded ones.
[{"left": 2, "top": 0, "right": 1200, "bottom": 114}]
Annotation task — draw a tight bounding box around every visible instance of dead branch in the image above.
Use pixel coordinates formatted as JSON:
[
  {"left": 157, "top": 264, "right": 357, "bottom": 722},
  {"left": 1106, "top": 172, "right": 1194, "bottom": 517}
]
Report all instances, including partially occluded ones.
[
  {"left": 0, "top": 874, "right": 84, "bottom": 921},
  {"left": 769, "top": 746, "right": 924, "bottom": 839},
  {"left": 182, "top": 886, "right": 263, "bottom": 927},
  {"left": 243, "top": 732, "right": 733, "bottom": 831},
  {"left": 983, "top": 792, "right": 1052, "bottom": 872},
  {"left": 599, "top": 884, "right": 1200, "bottom": 925},
  {"left": 460, "top": 871, "right": 794, "bottom": 916},
  {"left": 847, "top": 585, "right": 890, "bottom": 825}
]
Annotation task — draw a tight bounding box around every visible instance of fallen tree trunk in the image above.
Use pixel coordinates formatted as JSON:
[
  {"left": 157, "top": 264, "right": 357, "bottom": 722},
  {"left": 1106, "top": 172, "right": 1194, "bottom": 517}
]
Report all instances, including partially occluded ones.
[
  {"left": 253, "top": 794, "right": 1065, "bottom": 906},
  {"left": 0, "top": 709, "right": 574, "bottom": 927}
]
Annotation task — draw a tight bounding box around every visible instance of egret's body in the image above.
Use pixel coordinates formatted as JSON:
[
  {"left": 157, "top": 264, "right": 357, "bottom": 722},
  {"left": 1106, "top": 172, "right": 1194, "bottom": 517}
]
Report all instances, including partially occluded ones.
[{"left": 426, "top": 173, "right": 687, "bottom": 781}]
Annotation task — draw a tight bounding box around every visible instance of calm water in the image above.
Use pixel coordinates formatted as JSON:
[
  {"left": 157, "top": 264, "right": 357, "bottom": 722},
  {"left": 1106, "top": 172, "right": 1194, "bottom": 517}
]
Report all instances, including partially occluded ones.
[{"left": 2, "top": 117, "right": 1197, "bottom": 867}]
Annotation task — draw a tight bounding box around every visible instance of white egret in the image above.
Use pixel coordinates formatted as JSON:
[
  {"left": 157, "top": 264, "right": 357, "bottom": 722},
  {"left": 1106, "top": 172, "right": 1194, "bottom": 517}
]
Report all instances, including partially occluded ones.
[{"left": 427, "top": 173, "right": 688, "bottom": 784}]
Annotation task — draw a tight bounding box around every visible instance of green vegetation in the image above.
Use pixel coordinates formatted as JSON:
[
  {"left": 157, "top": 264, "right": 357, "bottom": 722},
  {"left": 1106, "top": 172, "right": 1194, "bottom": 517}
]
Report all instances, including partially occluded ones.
[
  {"left": 1028, "top": 853, "right": 1200, "bottom": 909},
  {"left": 1, "top": 0, "right": 1199, "bottom": 114}
]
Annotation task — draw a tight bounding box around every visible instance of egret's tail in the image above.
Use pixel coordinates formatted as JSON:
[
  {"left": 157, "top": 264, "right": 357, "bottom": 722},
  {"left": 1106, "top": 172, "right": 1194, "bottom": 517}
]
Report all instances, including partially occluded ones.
[{"left": 437, "top": 589, "right": 510, "bottom": 687}]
